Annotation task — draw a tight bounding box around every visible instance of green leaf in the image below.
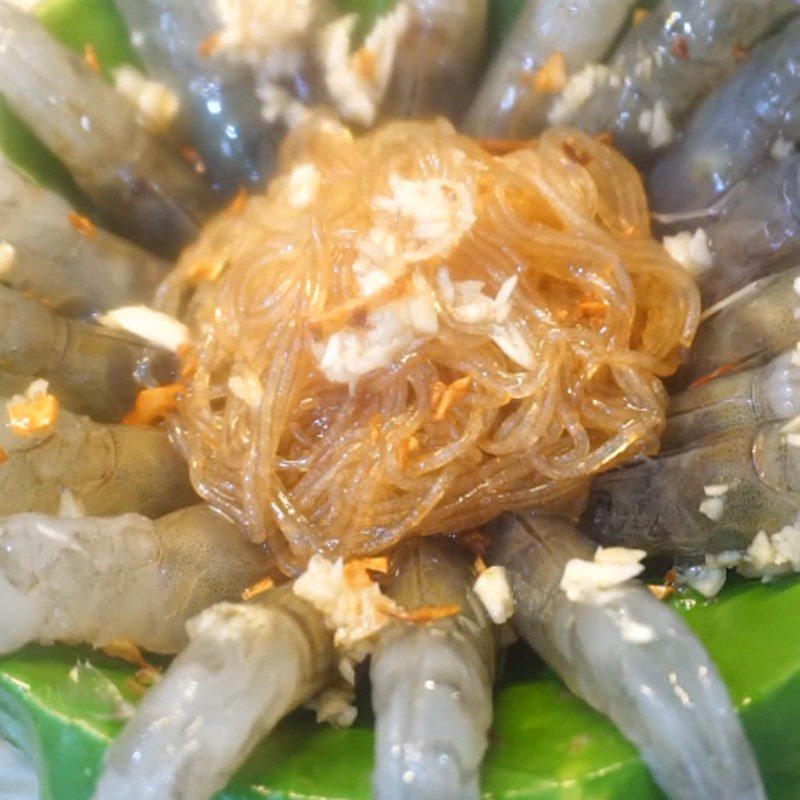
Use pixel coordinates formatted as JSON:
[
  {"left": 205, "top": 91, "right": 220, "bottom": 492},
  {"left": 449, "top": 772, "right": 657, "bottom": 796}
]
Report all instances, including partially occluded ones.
[{"left": 3, "top": 574, "right": 800, "bottom": 799}]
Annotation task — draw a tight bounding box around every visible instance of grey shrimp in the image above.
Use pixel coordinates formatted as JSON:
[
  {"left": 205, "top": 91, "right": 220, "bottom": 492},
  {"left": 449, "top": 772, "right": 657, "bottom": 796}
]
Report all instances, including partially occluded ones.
[
  {"left": 93, "top": 586, "right": 335, "bottom": 800},
  {"left": 649, "top": 16, "right": 800, "bottom": 213},
  {"left": 385, "top": 0, "right": 487, "bottom": 123},
  {"left": 0, "top": 1, "right": 216, "bottom": 256},
  {"left": 371, "top": 537, "right": 497, "bottom": 800},
  {"left": 487, "top": 511, "right": 766, "bottom": 800},
  {"left": 582, "top": 422, "right": 800, "bottom": 557},
  {"left": 464, "top": 0, "right": 635, "bottom": 137},
  {"left": 0, "top": 504, "right": 272, "bottom": 655},
  {"left": 0, "top": 287, "right": 175, "bottom": 422},
  {"left": 673, "top": 263, "right": 800, "bottom": 390},
  {"left": 0, "top": 401, "right": 196, "bottom": 518},
  {"left": 549, "top": 0, "right": 797, "bottom": 164},
  {"left": 663, "top": 348, "right": 800, "bottom": 450},
  {"left": 113, "top": 0, "right": 278, "bottom": 196},
  {"left": 0, "top": 155, "right": 166, "bottom": 316}
]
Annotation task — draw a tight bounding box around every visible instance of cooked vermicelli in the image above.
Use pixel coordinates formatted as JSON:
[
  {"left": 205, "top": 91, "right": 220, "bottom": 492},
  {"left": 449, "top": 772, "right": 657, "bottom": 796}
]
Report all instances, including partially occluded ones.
[{"left": 160, "top": 118, "right": 700, "bottom": 572}]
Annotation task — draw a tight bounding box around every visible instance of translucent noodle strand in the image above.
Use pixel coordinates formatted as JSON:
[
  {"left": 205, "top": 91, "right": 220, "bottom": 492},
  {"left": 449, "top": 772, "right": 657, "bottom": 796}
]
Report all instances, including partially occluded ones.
[{"left": 159, "top": 119, "right": 699, "bottom": 573}]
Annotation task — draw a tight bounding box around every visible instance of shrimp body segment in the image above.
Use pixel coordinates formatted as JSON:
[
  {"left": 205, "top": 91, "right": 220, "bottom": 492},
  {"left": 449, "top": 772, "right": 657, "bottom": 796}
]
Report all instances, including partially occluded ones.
[
  {"left": 0, "top": 504, "right": 272, "bottom": 655},
  {"left": 487, "top": 512, "right": 766, "bottom": 800},
  {"left": 464, "top": 0, "right": 635, "bottom": 137},
  {"left": 695, "top": 156, "right": 800, "bottom": 305},
  {"left": 93, "top": 587, "right": 335, "bottom": 800},
  {"left": 583, "top": 423, "right": 800, "bottom": 557},
  {"left": 385, "top": 0, "right": 488, "bottom": 123},
  {"left": 554, "top": 0, "right": 796, "bottom": 164},
  {"left": 113, "top": 0, "right": 277, "bottom": 196},
  {"left": 0, "top": 287, "right": 175, "bottom": 423},
  {"left": 0, "top": 156, "right": 167, "bottom": 316},
  {"left": 649, "top": 16, "right": 800, "bottom": 213},
  {"left": 0, "top": 402, "right": 195, "bottom": 518},
  {"left": 371, "top": 538, "right": 497, "bottom": 800},
  {"left": 664, "top": 349, "right": 800, "bottom": 451},
  {"left": 675, "top": 264, "right": 800, "bottom": 390},
  {"left": 0, "top": 2, "right": 216, "bottom": 255}
]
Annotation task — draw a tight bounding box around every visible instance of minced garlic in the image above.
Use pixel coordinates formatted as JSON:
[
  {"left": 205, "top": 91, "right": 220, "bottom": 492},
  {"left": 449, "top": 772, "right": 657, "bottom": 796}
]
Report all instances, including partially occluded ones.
[
  {"left": 99, "top": 305, "right": 189, "bottom": 353},
  {"left": 312, "top": 274, "right": 438, "bottom": 391},
  {"left": 473, "top": 565, "right": 515, "bottom": 624},
  {"left": 213, "top": 0, "right": 316, "bottom": 64},
  {"left": 548, "top": 64, "right": 619, "bottom": 125},
  {"left": 306, "top": 683, "right": 358, "bottom": 727},
  {"left": 319, "top": 4, "right": 410, "bottom": 126},
  {"left": 662, "top": 228, "right": 713, "bottom": 278},
  {"left": 113, "top": 66, "right": 180, "bottom": 134},
  {"left": 287, "top": 162, "right": 321, "bottom": 209},
  {"left": 560, "top": 546, "right": 646, "bottom": 603},
  {"left": 292, "top": 554, "right": 397, "bottom": 664},
  {"left": 638, "top": 100, "right": 674, "bottom": 149}
]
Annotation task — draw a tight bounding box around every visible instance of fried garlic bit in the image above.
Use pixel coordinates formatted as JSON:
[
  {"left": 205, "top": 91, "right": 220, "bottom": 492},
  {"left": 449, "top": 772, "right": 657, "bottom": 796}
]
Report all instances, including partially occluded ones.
[
  {"left": 6, "top": 379, "right": 59, "bottom": 436},
  {"left": 123, "top": 383, "right": 184, "bottom": 426}
]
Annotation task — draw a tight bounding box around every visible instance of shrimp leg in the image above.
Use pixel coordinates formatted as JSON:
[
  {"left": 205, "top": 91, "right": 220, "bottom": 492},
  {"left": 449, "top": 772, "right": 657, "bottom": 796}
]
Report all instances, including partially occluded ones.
[
  {"left": 0, "top": 504, "right": 272, "bottom": 655},
  {"left": 112, "top": 0, "right": 277, "bottom": 196},
  {"left": 464, "top": 0, "right": 635, "bottom": 137},
  {"left": 0, "top": 287, "right": 175, "bottom": 422},
  {"left": 694, "top": 156, "right": 800, "bottom": 305},
  {"left": 385, "top": 0, "right": 487, "bottom": 123},
  {"left": 649, "top": 17, "right": 800, "bottom": 213},
  {"left": 582, "top": 422, "right": 800, "bottom": 557},
  {"left": 550, "top": 0, "right": 797, "bottom": 164},
  {"left": 487, "top": 511, "right": 766, "bottom": 800},
  {"left": 0, "top": 402, "right": 196, "bottom": 518},
  {"left": 0, "top": 1, "right": 216, "bottom": 256},
  {"left": 93, "top": 586, "right": 335, "bottom": 800},
  {"left": 663, "top": 348, "right": 800, "bottom": 450},
  {"left": 673, "top": 264, "right": 800, "bottom": 390},
  {"left": 371, "top": 537, "right": 496, "bottom": 800},
  {"left": 0, "top": 156, "right": 167, "bottom": 316}
]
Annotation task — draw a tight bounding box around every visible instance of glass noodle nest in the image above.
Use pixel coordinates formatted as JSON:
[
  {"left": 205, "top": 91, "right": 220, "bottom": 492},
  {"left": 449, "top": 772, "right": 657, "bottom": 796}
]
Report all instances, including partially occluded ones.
[{"left": 159, "top": 118, "right": 700, "bottom": 573}]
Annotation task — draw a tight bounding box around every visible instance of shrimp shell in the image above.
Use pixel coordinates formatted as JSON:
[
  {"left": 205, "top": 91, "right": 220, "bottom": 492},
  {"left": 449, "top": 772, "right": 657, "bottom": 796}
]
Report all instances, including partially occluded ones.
[
  {"left": 0, "top": 504, "right": 272, "bottom": 654},
  {"left": 487, "top": 511, "right": 766, "bottom": 800},
  {"left": 371, "top": 538, "right": 496, "bottom": 800},
  {"left": 93, "top": 587, "right": 335, "bottom": 800}
]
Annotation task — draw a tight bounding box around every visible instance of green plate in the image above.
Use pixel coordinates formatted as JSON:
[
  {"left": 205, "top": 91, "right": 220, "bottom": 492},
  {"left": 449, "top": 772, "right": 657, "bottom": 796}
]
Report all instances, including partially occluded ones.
[{"left": 2, "top": 1, "right": 799, "bottom": 798}]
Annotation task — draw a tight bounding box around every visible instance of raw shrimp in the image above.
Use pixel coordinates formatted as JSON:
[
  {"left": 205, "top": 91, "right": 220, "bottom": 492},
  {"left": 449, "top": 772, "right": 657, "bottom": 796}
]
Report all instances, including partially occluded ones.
[
  {"left": 487, "top": 511, "right": 766, "bottom": 800},
  {"left": 0, "top": 738, "right": 38, "bottom": 799},
  {"left": 0, "top": 156, "right": 167, "bottom": 316},
  {"left": 0, "top": 504, "right": 272, "bottom": 655},
  {"left": 678, "top": 156, "right": 800, "bottom": 305},
  {"left": 582, "top": 422, "right": 800, "bottom": 557},
  {"left": 371, "top": 538, "right": 496, "bottom": 800},
  {"left": 649, "top": 17, "right": 800, "bottom": 213},
  {"left": 385, "top": 0, "right": 487, "bottom": 122},
  {"left": 113, "top": 0, "right": 278, "bottom": 196},
  {"left": 0, "top": 287, "right": 175, "bottom": 422},
  {"left": 551, "top": 0, "right": 796, "bottom": 164},
  {"left": 93, "top": 586, "right": 335, "bottom": 800},
  {"left": 464, "top": 0, "right": 635, "bottom": 137},
  {"left": 663, "top": 348, "right": 800, "bottom": 451},
  {"left": 0, "top": 402, "right": 196, "bottom": 518},
  {"left": 673, "top": 264, "right": 800, "bottom": 390},
  {"left": 0, "top": 1, "right": 216, "bottom": 256}
]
